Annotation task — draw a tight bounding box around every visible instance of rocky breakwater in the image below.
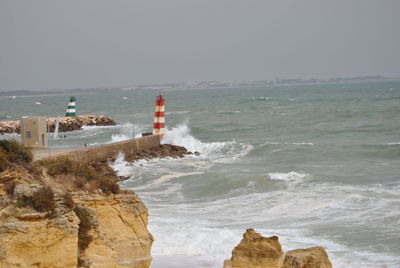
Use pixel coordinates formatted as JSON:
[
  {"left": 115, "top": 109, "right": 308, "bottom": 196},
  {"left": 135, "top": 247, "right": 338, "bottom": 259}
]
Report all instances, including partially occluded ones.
[
  {"left": 47, "top": 115, "right": 116, "bottom": 133},
  {"left": 0, "top": 140, "right": 152, "bottom": 268},
  {"left": 0, "top": 115, "right": 116, "bottom": 135},
  {"left": 223, "top": 229, "right": 332, "bottom": 268},
  {"left": 125, "top": 144, "right": 200, "bottom": 162}
]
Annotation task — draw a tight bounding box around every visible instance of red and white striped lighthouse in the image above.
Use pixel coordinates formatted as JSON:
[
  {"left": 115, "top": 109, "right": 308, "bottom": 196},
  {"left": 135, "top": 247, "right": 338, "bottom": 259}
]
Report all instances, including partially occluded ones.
[{"left": 153, "top": 95, "right": 165, "bottom": 139}]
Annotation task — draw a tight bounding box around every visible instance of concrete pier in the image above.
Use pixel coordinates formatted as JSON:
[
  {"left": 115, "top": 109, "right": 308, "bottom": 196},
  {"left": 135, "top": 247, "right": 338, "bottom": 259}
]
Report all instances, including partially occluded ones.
[{"left": 33, "top": 135, "right": 161, "bottom": 163}]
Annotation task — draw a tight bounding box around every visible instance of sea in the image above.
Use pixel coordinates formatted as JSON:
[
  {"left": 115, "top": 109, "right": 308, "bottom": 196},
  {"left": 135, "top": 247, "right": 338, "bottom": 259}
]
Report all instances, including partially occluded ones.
[{"left": 1, "top": 81, "right": 399, "bottom": 268}]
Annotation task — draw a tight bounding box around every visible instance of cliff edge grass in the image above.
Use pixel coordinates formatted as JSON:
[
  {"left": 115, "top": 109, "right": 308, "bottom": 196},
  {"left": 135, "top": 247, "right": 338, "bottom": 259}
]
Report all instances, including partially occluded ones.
[{"left": 0, "top": 140, "right": 153, "bottom": 268}]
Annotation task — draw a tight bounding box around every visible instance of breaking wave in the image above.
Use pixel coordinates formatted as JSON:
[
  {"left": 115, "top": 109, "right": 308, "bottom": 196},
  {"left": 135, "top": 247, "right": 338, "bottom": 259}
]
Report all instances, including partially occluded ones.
[{"left": 162, "top": 123, "right": 253, "bottom": 162}]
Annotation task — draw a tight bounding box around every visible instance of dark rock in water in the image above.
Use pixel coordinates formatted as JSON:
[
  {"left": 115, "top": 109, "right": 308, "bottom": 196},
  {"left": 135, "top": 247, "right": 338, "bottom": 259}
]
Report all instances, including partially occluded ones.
[{"left": 125, "top": 144, "right": 198, "bottom": 162}]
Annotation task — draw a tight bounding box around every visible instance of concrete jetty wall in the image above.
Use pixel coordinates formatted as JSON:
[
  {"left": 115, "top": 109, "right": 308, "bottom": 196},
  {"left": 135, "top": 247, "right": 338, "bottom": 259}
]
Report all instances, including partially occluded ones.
[{"left": 35, "top": 135, "right": 160, "bottom": 163}]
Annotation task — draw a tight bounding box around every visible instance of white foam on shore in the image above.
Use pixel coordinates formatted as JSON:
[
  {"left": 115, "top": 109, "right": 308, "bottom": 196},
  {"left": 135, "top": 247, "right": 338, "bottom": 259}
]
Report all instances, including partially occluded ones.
[{"left": 144, "top": 181, "right": 400, "bottom": 268}]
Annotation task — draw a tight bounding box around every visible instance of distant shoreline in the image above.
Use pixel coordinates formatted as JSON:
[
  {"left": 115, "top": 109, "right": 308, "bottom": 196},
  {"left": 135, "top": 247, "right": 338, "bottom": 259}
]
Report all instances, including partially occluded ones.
[{"left": 1, "top": 77, "right": 399, "bottom": 98}]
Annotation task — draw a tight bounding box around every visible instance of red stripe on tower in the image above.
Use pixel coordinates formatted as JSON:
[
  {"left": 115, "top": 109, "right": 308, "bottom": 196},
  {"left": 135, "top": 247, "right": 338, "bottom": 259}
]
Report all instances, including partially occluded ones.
[{"left": 153, "top": 95, "right": 165, "bottom": 139}]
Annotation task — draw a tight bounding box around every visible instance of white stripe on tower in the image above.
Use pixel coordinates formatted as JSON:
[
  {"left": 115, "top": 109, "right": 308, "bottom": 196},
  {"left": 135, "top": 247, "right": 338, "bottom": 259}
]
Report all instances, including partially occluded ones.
[
  {"left": 154, "top": 117, "right": 165, "bottom": 123},
  {"left": 65, "top": 96, "right": 77, "bottom": 116}
]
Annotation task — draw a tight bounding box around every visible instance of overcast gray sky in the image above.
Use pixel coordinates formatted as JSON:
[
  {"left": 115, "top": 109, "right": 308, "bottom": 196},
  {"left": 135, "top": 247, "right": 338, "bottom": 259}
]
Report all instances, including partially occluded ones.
[{"left": 0, "top": 0, "right": 399, "bottom": 91}]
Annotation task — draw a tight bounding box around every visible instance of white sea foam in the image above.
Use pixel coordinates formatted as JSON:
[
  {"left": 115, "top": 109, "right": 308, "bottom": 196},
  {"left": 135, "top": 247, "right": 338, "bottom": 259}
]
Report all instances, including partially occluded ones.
[
  {"left": 260, "top": 141, "right": 314, "bottom": 147},
  {"left": 147, "top": 183, "right": 400, "bottom": 267},
  {"left": 251, "top": 96, "right": 270, "bottom": 101},
  {"left": 110, "top": 123, "right": 144, "bottom": 143},
  {"left": 165, "top": 111, "right": 190, "bottom": 115},
  {"left": 162, "top": 123, "right": 253, "bottom": 162},
  {"left": 134, "top": 171, "right": 204, "bottom": 190},
  {"left": 137, "top": 177, "right": 400, "bottom": 267},
  {"left": 268, "top": 171, "right": 309, "bottom": 182}
]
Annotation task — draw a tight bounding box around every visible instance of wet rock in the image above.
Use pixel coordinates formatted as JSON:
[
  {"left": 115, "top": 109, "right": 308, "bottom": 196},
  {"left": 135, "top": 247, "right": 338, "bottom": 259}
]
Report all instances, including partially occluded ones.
[{"left": 125, "top": 144, "right": 199, "bottom": 162}]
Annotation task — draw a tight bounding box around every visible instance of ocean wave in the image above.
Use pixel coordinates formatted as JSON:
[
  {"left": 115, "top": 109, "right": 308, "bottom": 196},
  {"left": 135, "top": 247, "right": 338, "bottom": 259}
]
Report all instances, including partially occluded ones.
[
  {"left": 259, "top": 141, "right": 315, "bottom": 147},
  {"left": 250, "top": 96, "right": 270, "bottom": 101},
  {"left": 387, "top": 142, "right": 400, "bottom": 145},
  {"left": 162, "top": 123, "right": 253, "bottom": 162},
  {"left": 268, "top": 171, "right": 309, "bottom": 183},
  {"left": 145, "top": 180, "right": 400, "bottom": 268},
  {"left": 109, "top": 123, "right": 145, "bottom": 143},
  {"left": 165, "top": 111, "right": 190, "bottom": 115}
]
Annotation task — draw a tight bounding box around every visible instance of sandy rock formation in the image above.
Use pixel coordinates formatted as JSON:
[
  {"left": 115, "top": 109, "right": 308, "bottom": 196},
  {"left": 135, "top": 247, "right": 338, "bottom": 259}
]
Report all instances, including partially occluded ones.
[
  {"left": 224, "top": 229, "right": 284, "bottom": 268},
  {"left": 0, "top": 154, "right": 153, "bottom": 268},
  {"left": 0, "top": 184, "right": 80, "bottom": 268},
  {"left": 223, "top": 229, "right": 332, "bottom": 268},
  {"left": 282, "top": 247, "right": 332, "bottom": 268},
  {"left": 77, "top": 194, "right": 153, "bottom": 268},
  {"left": 0, "top": 115, "right": 116, "bottom": 134}
]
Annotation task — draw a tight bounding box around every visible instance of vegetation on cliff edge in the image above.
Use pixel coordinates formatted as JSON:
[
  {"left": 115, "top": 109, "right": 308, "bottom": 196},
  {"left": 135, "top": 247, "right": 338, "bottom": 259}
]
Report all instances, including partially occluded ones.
[{"left": 0, "top": 139, "right": 33, "bottom": 164}]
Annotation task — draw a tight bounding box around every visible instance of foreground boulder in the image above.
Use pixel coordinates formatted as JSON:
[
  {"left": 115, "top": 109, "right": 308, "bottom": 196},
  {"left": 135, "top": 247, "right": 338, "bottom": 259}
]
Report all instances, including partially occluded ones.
[
  {"left": 224, "top": 229, "right": 332, "bottom": 268},
  {"left": 282, "top": 247, "right": 332, "bottom": 268},
  {"left": 224, "top": 229, "right": 284, "bottom": 268}
]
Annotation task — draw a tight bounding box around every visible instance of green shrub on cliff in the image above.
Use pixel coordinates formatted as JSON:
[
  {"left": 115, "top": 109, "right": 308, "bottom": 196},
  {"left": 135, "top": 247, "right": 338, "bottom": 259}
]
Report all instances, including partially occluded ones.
[
  {"left": 0, "top": 139, "right": 33, "bottom": 164},
  {"left": 40, "top": 157, "right": 96, "bottom": 180},
  {"left": 0, "top": 149, "right": 7, "bottom": 172},
  {"left": 63, "top": 191, "right": 75, "bottom": 209},
  {"left": 40, "top": 157, "right": 120, "bottom": 194},
  {"left": 4, "top": 180, "right": 17, "bottom": 197},
  {"left": 16, "top": 186, "right": 55, "bottom": 214},
  {"left": 31, "top": 186, "right": 55, "bottom": 212},
  {"left": 74, "top": 206, "right": 93, "bottom": 251}
]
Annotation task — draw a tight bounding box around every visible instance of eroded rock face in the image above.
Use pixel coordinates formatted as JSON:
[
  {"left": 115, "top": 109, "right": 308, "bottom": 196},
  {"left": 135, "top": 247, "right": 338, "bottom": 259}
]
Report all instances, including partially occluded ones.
[
  {"left": 223, "top": 229, "right": 333, "bottom": 268},
  {"left": 0, "top": 161, "right": 153, "bottom": 268},
  {"left": 77, "top": 194, "right": 153, "bottom": 268},
  {"left": 0, "top": 184, "right": 79, "bottom": 268},
  {"left": 282, "top": 247, "right": 332, "bottom": 268},
  {"left": 224, "top": 229, "right": 284, "bottom": 268}
]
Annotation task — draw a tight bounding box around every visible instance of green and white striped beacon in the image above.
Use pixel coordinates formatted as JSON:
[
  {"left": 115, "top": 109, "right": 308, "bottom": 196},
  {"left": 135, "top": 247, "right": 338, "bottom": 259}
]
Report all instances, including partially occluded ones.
[{"left": 65, "top": 96, "right": 77, "bottom": 116}]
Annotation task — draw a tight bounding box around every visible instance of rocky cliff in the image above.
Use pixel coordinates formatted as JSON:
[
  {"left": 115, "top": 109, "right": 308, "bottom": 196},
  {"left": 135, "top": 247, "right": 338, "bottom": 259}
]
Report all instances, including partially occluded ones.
[
  {"left": 0, "top": 115, "right": 116, "bottom": 134},
  {"left": 224, "top": 229, "right": 332, "bottom": 268},
  {"left": 0, "top": 140, "right": 152, "bottom": 268}
]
